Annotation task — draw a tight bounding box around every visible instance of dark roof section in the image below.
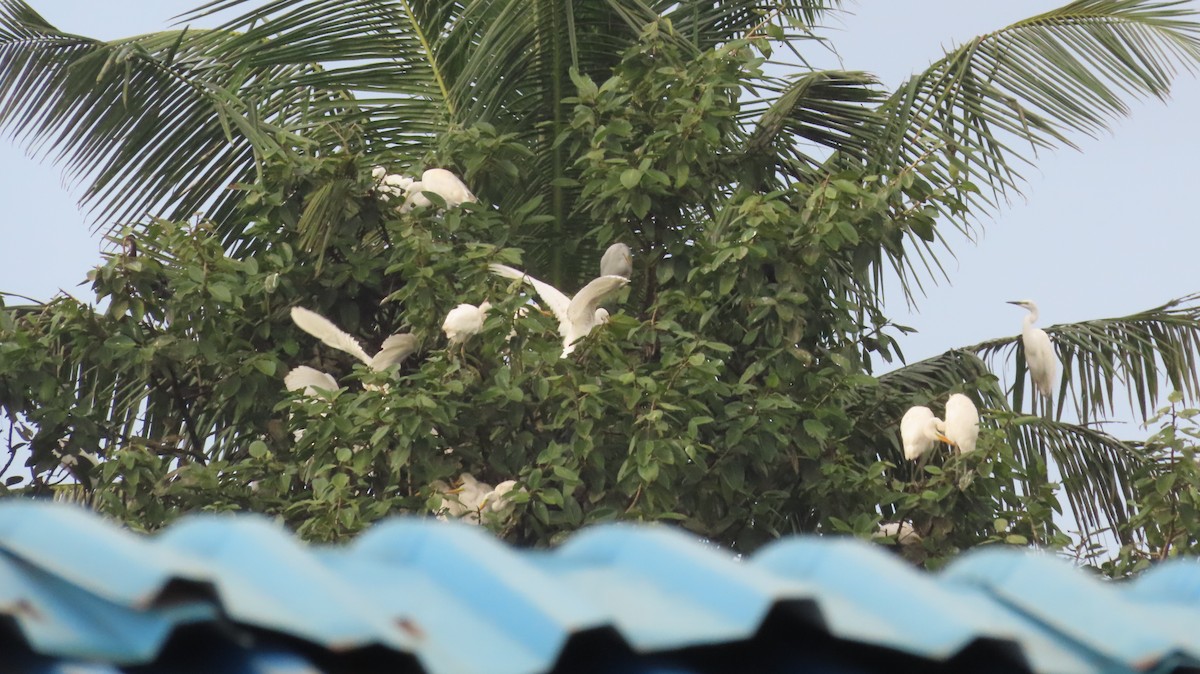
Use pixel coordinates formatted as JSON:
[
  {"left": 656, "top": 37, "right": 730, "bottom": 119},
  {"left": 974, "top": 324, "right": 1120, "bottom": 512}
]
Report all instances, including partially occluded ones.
[{"left": 0, "top": 500, "right": 1198, "bottom": 673}]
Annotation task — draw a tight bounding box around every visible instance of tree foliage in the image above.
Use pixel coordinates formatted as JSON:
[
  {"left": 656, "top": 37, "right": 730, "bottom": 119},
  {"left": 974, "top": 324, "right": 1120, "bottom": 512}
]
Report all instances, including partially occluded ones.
[{"left": 1, "top": 0, "right": 1200, "bottom": 569}]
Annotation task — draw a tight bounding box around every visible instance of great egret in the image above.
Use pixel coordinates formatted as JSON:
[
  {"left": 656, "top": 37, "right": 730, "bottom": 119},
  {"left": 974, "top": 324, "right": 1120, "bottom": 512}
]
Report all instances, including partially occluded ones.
[
  {"left": 1007, "top": 300, "right": 1057, "bottom": 399},
  {"left": 874, "top": 521, "right": 922, "bottom": 545},
  {"left": 371, "top": 166, "right": 415, "bottom": 201},
  {"left": 900, "top": 405, "right": 945, "bottom": 460},
  {"left": 939, "top": 393, "right": 980, "bottom": 454},
  {"left": 290, "top": 307, "right": 417, "bottom": 372},
  {"left": 433, "top": 473, "right": 521, "bottom": 525},
  {"left": 442, "top": 302, "right": 491, "bottom": 344},
  {"left": 600, "top": 243, "right": 633, "bottom": 279},
  {"left": 488, "top": 263, "right": 629, "bottom": 357},
  {"left": 400, "top": 168, "right": 477, "bottom": 212}
]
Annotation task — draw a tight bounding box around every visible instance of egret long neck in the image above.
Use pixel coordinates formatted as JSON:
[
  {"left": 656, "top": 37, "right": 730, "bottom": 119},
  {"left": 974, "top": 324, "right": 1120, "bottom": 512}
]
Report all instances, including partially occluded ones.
[{"left": 1024, "top": 305, "right": 1039, "bottom": 326}]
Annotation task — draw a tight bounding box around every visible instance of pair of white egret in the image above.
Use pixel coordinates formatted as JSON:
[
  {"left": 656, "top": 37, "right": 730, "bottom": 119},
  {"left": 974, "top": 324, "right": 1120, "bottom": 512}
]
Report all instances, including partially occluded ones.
[
  {"left": 431, "top": 473, "right": 522, "bottom": 525},
  {"left": 900, "top": 393, "right": 980, "bottom": 460},
  {"left": 372, "top": 166, "right": 477, "bottom": 213},
  {"left": 441, "top": 243, "right": 633, "bottom": 358}
]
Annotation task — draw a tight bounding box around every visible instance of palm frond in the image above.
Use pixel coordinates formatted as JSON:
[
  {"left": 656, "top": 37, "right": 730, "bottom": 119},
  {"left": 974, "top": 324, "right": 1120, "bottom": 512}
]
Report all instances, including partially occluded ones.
[
  {"left": 0, "top": 0, "right": 332, "bottom": 238},
  {"left": 654, "top": 0, "right": 843, "bottom": 46},
  {"left": 742, "top": 70, "right": 882, "bottom": 182},
  {"left": 856, "top": 0, "right": 1200, "bottom": 290},
  {"left": 996, "top": 413, "right": 1142, "bottom": 543}
]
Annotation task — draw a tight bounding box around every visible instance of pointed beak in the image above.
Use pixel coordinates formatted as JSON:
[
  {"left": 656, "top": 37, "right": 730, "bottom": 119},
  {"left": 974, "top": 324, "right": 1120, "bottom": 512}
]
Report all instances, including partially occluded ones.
[
  {"left": 936, "top": 433, "right": 955, "bottom": 446},
  {"left": 1005, "top": 300, "right": 1022, "bottom": 307}
]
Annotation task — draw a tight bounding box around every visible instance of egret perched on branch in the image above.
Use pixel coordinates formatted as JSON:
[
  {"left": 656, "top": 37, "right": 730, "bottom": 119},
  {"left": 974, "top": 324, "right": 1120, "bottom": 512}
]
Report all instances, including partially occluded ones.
[
  {"left": 432, "top": 473, "right": 521, "bottom": 525},
  {"left": 939, "top": 393, "right": 980, "bottom": 454},
  {"left": 1007, "top": 300, "right": 1057, "bottom": 399},
  {"left": 290, "top": 307, "right": 418, "bottom": 372},
  {"left": 874, "top": 521, "right": 922, "bottom": 545},
  {"left": 400, "top": 168, "right": 477, "bottom": 213},
  {"left": 442, "top": 302, "right": 491, "bottom": 344},
  {"left": 600, "top": 243, "right": 633, "bottom": 279},
  {"left": 371, "top": 166, "right": 414, "bottom": 200},
  {"left": 900, "top": 406, "right": 945, "bottom": 460},
  {"left": 488, "top": 263, "right": 629, "bottom": 357}
]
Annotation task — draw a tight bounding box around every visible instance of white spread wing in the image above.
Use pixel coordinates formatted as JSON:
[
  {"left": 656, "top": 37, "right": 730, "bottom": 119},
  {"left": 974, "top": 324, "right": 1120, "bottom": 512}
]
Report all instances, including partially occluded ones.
[
  {"left": 370, "top": 333, "right": 418, "bottom": 371},
  {"left": 290, "top": 307, "right": 372, "bottom": 365},
  {"left": 488, "top": 264, "right": 572, "bottom": 326},
  {"left": 567, "top": 275, "right": 629, "bottom": 327}
]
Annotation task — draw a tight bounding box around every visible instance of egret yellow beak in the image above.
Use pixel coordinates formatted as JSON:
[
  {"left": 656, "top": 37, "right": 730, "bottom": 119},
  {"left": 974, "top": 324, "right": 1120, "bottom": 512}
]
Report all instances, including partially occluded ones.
[{"left": 936, "top": 433, "right": 955, "bottom": 446}]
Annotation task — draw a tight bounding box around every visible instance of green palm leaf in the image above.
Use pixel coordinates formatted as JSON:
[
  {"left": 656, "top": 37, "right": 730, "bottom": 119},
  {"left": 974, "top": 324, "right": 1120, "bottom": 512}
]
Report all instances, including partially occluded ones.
[
  {"left": 857, "top": 0, "right": 1200, "bottom": 290},
  {"left": 0, "top": 0, "right": 336, "bottom": 240}
]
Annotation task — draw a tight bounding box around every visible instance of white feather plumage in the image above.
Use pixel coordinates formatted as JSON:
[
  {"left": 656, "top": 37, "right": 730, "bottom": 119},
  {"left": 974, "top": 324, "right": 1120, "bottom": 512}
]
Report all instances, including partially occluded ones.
[
  {"left": 488, "top": 263, "right": 628, "bottom": 357},
  {"left": 291, "top": 307, "right": 416, "bottom": 372}
]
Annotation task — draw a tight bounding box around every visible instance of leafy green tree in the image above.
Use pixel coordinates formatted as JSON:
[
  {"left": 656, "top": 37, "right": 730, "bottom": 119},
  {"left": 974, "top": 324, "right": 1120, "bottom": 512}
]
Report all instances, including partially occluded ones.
[{"left": 2, "top": 0, "right": 1200, "bottom": 565}]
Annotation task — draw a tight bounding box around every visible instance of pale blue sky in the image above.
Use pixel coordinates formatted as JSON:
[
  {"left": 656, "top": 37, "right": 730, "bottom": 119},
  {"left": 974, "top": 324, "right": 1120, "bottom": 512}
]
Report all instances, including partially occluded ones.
[{"left": 1, "top": 1, "right": 1198, "bottom": 435}]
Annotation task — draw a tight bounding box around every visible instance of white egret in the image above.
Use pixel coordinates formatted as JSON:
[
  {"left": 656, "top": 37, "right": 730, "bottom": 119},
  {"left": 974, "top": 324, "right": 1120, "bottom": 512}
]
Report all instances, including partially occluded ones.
[
  {"left": 484, "top": 480, "right": 520, "bottom": 512},
  {"left": 1007, "top": 300, "right": 1057, "bottom": 399},
  {"left": 900, "top": 405, "right": 945, "bottom": 460},
  {"left": 432, "top": 473, "right": 521, "bottom": 525},
  {"left": 371, "top": 166, "right": 415, "bottom": 201},
  {"left": 488, "top": 263, "right": 629, "bottom": 357},
  {"left": 290, "top": 307, "right": 418, "bottom": 372},
  {"left": 873, "top": 521, "right": 921, "bottom": 545},
  {"left": 442, "top": 301, "right": 491, "bottom": 344},
  {"left": 939, "top": 393, "right": 980, "bottom": 454},
  {"left": 600, "top": 243, "right": 633, "bottom": 279},
  {"left": 400, "top": 168, "right": 476, "bottom": 212}
]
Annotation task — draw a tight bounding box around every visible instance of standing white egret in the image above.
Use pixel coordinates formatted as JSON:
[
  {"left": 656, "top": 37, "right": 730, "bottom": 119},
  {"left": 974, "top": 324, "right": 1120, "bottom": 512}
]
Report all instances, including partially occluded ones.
[
  {"left": 442, "top": 301, "right": 491, "bottom": 344},
  {"left": 290, "top": 307, "right": 418, "bottom": 372},
  {"left": 900, "top": 405, "right": 945, "bottom": 460},
  {"left": 600, "top": 243, "right": 633, "bottom": 279},
  {"left": 488, "top": 263, "right": 629, "bottom": 357},
  {"left": 1007, "top": 300, "right": 1057, "bottom": 399},
  {"left": 939, "top": 393, "right": 980, "bottom": 454},
  {"left": 400, "top": 168, "right": 476, "bottom": 212}
]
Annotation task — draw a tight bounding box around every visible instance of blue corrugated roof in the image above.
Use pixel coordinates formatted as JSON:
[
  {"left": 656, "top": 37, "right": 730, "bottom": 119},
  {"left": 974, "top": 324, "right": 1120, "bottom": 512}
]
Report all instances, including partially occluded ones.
[{"left": 0, "top": 500, "right": 1198, "bottom": 674}]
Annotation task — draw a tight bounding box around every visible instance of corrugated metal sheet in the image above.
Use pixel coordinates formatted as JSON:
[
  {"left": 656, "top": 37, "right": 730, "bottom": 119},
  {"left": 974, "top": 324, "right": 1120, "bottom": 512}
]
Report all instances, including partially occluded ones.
[{"left": 0, "top": 501, "right": 1198, "bottom": 674}]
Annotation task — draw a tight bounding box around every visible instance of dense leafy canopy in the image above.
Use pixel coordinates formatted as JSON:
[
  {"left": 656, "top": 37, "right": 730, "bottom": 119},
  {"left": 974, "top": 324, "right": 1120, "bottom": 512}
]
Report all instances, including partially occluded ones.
[{"left": 2, "top": 0, "right": 1200, "bottom": 571}]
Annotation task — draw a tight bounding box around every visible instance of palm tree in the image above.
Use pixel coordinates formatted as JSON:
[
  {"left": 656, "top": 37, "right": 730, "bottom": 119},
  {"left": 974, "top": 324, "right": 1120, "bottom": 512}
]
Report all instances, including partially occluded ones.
[{"left": 2, "top": 0, "right": 1200, "bottom": 551}]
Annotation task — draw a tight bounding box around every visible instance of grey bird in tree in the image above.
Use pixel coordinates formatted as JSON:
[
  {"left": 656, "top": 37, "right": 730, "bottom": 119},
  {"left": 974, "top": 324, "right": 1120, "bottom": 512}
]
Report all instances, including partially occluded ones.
[{"left": 599, "top": 242, "right": 633, "bottom": 279}]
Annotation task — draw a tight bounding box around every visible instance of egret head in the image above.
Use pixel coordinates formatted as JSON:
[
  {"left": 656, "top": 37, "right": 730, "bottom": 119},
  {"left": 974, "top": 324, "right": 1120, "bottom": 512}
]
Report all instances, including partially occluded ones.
[
  {"left": 1006, "top": 299, "right": 1038, "bottom": 311},
  {"left": 594, "top": 307, "right": 610, "bottom": 324}
]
